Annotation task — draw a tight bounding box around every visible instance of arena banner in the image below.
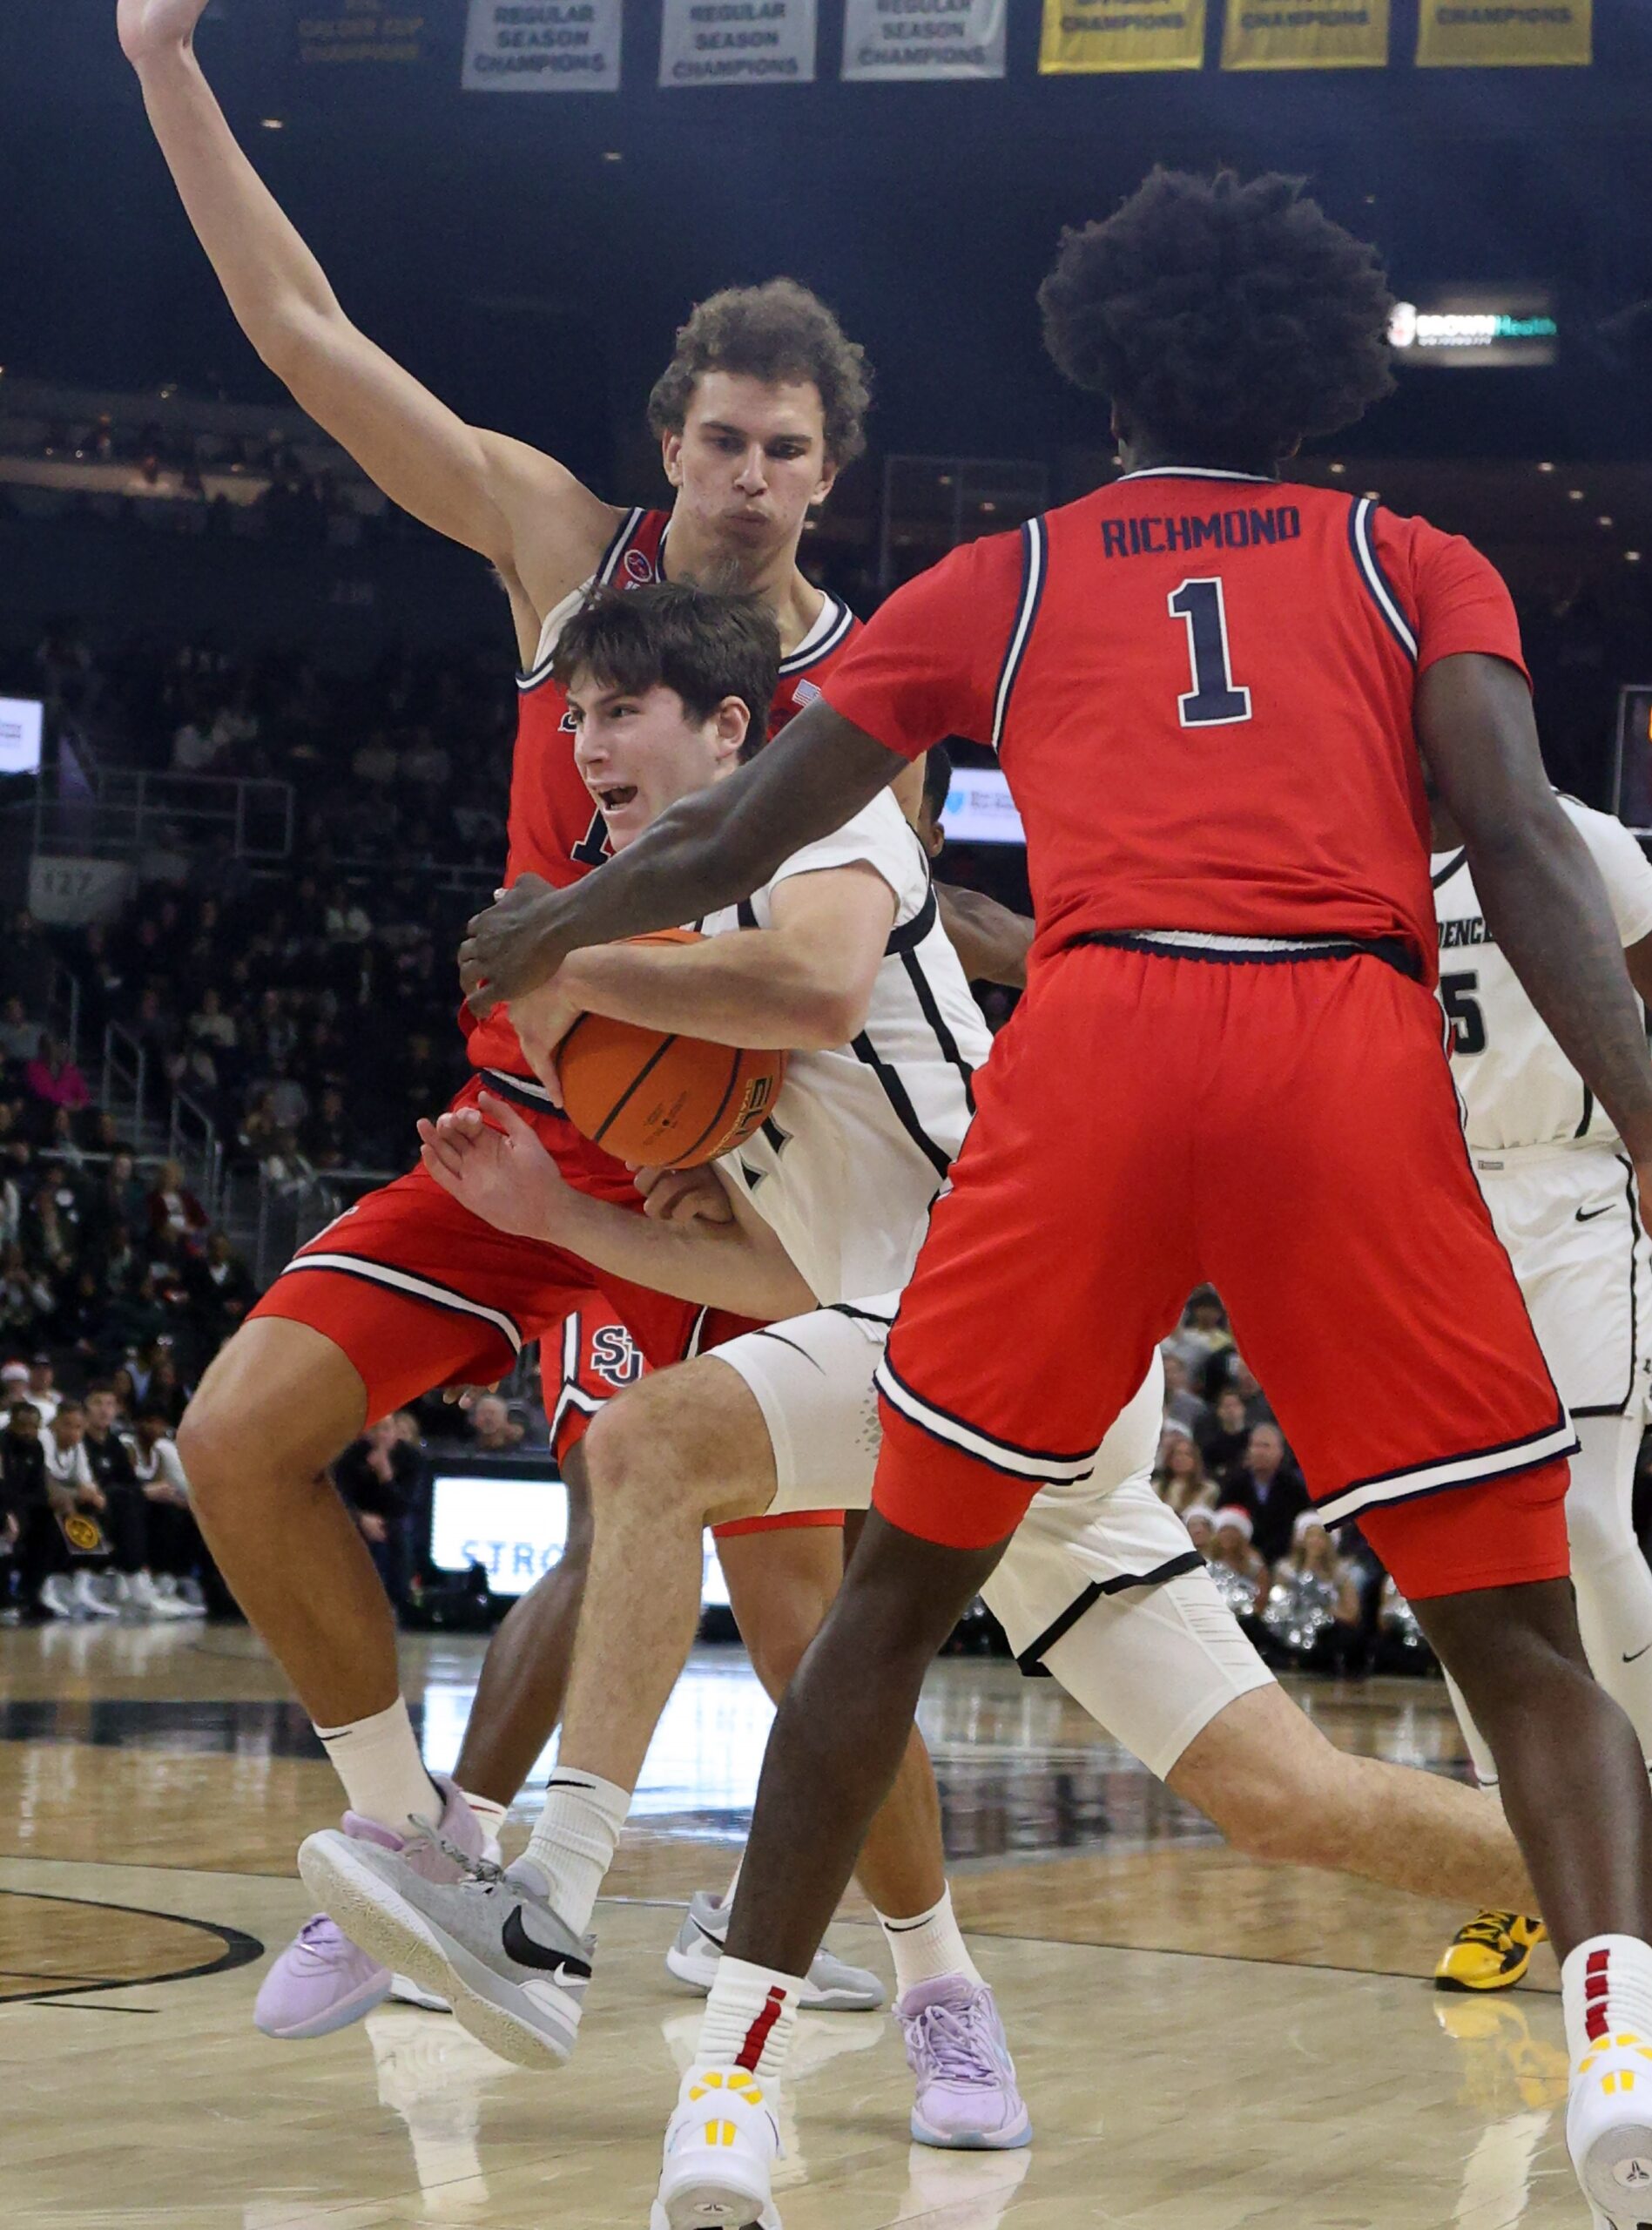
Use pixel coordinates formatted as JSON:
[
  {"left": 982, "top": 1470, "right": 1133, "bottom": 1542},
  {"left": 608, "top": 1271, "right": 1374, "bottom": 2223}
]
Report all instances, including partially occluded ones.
[
  {"left": 659, "top": 0, "right": 819, "bottom": 85},
  {"left": 1415, "top": 0, "right": 1590, "bottom": 64},
  {"left": 296, "top": 0, "right": 429, "bottom": 67},
  {"left": 1222, "top": 0, "right": 1388, "bottom": 67},
  {"left": 1040, "top": 0, "right": 1207, "bottom": 72},
  {"left": 461, "top": 0, "right": 623, "bottom": 91},
  {"left": 841, "top": 0, "right": 1008, "bottom": 80}
]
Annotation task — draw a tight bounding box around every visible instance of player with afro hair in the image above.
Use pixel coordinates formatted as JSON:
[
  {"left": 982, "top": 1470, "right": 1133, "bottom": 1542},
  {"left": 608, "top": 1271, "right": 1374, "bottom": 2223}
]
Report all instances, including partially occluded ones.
[{"left": 1038, "top": 167, "right": 1396, "bottom": 471}]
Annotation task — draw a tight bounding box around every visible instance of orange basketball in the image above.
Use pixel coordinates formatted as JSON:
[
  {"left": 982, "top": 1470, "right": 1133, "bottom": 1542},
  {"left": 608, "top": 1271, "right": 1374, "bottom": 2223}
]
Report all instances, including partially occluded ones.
[{"left": 557, "top": 929, "right": 788, "bottom": 1170}]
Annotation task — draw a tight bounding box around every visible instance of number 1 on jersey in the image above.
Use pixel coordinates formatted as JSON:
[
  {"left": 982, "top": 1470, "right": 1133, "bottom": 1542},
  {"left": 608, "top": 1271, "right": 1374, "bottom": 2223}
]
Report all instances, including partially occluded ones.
[{"left": 1169, "top": 578, "right": 1252, "bottom": 728}]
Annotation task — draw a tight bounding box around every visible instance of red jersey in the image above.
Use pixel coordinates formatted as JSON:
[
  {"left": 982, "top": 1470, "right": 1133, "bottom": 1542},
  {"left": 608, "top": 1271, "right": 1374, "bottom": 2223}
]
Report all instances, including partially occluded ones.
[
  {"left": 822, "top": 470, "right": 1528, "bottom": 986},
  {"left": 466, "top": 505, "right": 860, "bottom": 1074}
]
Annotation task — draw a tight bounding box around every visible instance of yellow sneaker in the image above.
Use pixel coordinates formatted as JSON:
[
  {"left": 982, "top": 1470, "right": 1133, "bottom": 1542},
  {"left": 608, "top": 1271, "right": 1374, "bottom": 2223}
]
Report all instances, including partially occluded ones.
[{"left": 1434, "top": 1909, "right": 1547, "bottom": 1993}]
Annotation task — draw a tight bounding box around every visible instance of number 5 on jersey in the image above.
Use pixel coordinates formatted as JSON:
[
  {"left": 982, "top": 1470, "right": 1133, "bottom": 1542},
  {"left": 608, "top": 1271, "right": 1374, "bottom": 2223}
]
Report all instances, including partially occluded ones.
[{"left": 1170, "top": 578, "right": 1252, "bottom": 729}]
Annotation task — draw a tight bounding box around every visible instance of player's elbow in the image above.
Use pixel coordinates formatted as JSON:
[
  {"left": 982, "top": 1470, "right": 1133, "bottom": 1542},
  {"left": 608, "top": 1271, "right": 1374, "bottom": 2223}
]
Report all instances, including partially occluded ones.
[{"left": 789, "top": 986, "right": 871, "bottom": 1051}]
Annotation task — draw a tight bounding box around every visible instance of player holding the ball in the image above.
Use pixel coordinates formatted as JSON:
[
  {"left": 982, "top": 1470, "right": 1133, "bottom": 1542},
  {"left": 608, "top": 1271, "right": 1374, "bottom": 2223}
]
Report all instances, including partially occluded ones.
[
  {"left": 300, "top": 584, "right": 1552, "bottom": 2185},
  {"left": 119, "top": 0, "right": 945, "bottom": 2043}
]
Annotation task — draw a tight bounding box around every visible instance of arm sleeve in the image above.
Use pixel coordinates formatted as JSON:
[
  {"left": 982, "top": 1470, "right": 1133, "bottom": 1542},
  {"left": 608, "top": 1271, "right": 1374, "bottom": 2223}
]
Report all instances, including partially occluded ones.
[
  {"left": 1574, "top": 807, "right": 1652, "bottom": 948},
  {"left": 820, "top": 536, "right": 1026, "bottom": 760},
  {"left": 1394, "top": 516, "right": 1530, "bottom": 683}
]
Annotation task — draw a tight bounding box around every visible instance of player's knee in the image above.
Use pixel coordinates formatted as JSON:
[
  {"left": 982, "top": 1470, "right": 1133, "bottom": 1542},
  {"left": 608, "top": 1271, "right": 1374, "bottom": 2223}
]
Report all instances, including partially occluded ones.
[{"left": 583, "top": 1384, "right": 698, "bottom": 1517}]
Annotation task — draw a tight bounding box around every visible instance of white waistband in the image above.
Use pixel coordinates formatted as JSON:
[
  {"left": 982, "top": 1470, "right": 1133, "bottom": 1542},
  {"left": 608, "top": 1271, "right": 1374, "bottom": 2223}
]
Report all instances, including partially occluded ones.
[
  {"left": 1471, "top": 1137, "right": 1624, "bottom": 1172},
  {"left": 1121, "top": 929, "right": 1365, "bottom": 955}
]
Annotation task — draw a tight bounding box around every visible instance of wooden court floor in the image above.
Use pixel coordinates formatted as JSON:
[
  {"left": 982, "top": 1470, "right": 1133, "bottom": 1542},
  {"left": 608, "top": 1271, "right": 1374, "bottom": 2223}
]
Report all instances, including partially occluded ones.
[{"left": 0, "top": 1624, "right": 1584, "bottom": 2229}]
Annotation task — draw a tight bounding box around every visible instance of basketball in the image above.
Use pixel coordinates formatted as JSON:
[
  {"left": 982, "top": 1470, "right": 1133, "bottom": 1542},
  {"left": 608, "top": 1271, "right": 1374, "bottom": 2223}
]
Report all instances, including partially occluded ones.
[{"left": 557, "top": 930, "right": 787, "bottom": 1169}]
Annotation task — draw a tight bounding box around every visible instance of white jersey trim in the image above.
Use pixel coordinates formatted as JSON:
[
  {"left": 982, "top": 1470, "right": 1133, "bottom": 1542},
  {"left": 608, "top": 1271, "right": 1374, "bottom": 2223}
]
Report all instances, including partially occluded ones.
[
  {"left": 875, "top": 1353, "right": 1101, "bottom": 1484},
  {"left": 280, "top": 1254, "right": 524, "bottom": 1356},
  {"left": 1350, "top": 497, "right": 1419, "bottom": 661},
  {"left": 779, "top": 592, "right": 854, "bottom": 675},
  {"left": 1315, "top": 1411, "right": 1577, "bottom": 1531},
  {"left": 991, "top": 517, "right": 1047, "bottom": 753}
]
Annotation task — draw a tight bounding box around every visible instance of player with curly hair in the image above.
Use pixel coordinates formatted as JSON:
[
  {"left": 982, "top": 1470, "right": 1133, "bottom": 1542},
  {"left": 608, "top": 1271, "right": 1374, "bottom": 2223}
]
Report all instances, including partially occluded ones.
[{"left": 462, "top": 168, "right": 1652, "bottom": 2229}]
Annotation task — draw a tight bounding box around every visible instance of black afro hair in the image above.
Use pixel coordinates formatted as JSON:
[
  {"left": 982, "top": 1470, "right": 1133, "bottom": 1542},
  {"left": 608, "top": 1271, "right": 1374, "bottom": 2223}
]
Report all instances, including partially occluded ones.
[{"left": 1039, "top": 169, "right": 1397, "bottom": 467}]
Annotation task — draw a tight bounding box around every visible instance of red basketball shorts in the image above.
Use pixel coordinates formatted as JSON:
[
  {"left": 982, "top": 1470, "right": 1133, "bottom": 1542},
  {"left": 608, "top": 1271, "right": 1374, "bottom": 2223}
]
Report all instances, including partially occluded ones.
[
  {"left": 873, "top": 940, "right": 1574, "bottom": 1603},
  {"left": 550, "top": 1304, "right": 844, "bottom": 1538},
  {"left": 251, "top": 1070, "right": 840, "bottom": 1537}
]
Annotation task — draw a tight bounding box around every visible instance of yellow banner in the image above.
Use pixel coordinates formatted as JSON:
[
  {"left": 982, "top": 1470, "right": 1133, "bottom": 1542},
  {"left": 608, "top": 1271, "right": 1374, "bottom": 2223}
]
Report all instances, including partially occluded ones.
[
  {"left": 1223, "top": 0, "right": 1388, "bottom": 68},
  {"left": 1040, "top": 0, "right": 1207, "bottom": 72},
  {"left": 1416, "top": 0, "right": 1589, "bottom": 65}
]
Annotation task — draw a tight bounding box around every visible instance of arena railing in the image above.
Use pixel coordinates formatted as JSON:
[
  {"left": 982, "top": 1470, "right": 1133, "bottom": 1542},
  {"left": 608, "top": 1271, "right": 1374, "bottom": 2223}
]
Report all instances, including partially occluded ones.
[{"left": 31, "top": 768, "right": 295, "bottom": 863}]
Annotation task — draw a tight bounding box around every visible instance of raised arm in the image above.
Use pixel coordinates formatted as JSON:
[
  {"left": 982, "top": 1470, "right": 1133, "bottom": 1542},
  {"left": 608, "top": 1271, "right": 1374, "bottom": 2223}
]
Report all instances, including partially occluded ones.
[
  {"left": 1419, "top": 653, "right": 1652, "bottom": 1175},
  {"left": 461, "top": 700, "right": 907, "bottom": 1010},
  {"left": 117, "top": 0, "right": 616, "bottom": 618}
]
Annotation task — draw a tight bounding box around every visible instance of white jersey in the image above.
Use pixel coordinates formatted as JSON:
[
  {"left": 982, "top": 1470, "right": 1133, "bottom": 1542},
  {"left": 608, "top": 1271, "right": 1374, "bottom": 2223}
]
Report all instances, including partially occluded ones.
[
  {"left": 1433, "top": 798, "right": 1652, "bottom": 1152},
  {"left": 700, "top": 789, "right": 991, "bottom": 1303}
]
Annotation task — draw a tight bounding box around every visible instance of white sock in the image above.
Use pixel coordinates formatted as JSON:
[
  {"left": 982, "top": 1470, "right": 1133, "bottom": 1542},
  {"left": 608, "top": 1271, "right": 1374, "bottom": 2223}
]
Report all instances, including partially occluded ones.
[
  {"left": 524, "top": 1769, "right": 630, "bottom": 1936},
  {"left": 876, "top": 1884, "right": 982, "bottom": 1994},
  {"left": 696, "top": 1954, "right": 807, "bottom": 2081},
  {"left": 462, "top": 1789, "right": 509, "bottom": 1856},
  {"left": 1562, "top": 1935, "right": 1652, "bottom": 2064},
  {"left": 314, "top": 1698, "right": 442, "bottom": 1836}
]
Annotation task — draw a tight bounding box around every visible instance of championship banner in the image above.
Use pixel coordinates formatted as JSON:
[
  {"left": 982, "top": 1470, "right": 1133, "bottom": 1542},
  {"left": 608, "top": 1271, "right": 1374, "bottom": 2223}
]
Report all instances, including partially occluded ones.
[
  {"left": 462, "top": 0, "right": 623, "bottom": 91},
  {"left": 1416, "top": 0, "right": 1589, "bottom": 65},
  {"left": 297, "top": 0, "right": 429, "bottom": 66},
  {"left": 659, "top": 0, "right": 818, "bottom": 85},
  {"left": 1040, "top": 0, "right": 1207, "bottom": 73},
  {"left": 841, "top": 0, "right": 1008, "bottom": 80},
  {"left": 1222, "top": 0, "right": 1388, "bottom": 68}
]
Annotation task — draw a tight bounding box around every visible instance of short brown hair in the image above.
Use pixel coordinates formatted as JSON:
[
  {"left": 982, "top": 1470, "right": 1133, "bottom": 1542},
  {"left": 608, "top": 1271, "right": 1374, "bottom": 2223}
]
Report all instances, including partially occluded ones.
[
  {"left": 647, "top": 280, "right": 872, "bottom": 470},
  {"left": 550, "top": 582, "right": 781, "bottom": 758}
]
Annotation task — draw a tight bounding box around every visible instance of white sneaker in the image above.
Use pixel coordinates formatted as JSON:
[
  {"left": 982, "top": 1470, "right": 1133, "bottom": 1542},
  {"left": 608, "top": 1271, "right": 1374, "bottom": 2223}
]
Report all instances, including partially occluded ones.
[
  {"left": 37, "top": 1573, "right": 76, "bottom": 1620},
  {"left": 666, "top": 1890, "right": 886, "bottom": 2012},
  {"left": 172, "top": 1575, "right": 207, "bottom": 1614},
  {"left": 71, "top": 1569, "right": 120, "bottom": 1619},
  {"left": 656, "top": 2063, "right": 782, "bottom": 2230},
  {"left": 130, "top": 1571, "right": 192, "bottom": 1621},
  {"left": 1570, "top": 2024, "right": 1652, "bottom": 2226}
]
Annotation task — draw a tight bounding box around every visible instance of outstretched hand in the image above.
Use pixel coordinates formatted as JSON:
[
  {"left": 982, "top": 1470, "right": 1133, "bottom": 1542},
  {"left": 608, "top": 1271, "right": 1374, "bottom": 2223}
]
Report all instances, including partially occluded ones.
[
  {"left": 416, "top": 1092, "right": 570, "bottom": 1240},
  {"left": 118, "top": 0, "right": 212, "bottom": 65}
]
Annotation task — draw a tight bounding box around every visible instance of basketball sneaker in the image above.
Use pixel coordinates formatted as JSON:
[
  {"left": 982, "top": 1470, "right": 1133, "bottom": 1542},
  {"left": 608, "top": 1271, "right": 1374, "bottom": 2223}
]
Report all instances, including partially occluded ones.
[
  {"left": 666, "top": 1890, "right": 886, "bottom": 2012},
  {"left": 652, "top": 2063, "right": 783, "bottom": 2230},
  {"left": 258, "top": 1778, "right": 483, "bottom": 2041},
  {"left": 37, "top": 1573, "right": 75, "bottom": 1620},
  {"left": 1435, "top": 1910, "right": 1547, "bottom": 1992},
  {"left": 1570, "top": 2030, "right": 1652, "bottom": 2227},
  {"left": 297, "top": 1836, "right": 593, "bottom": 2070},
  {"left": 898, "top": 1976, "right": 1031, "bottom": 2151}
]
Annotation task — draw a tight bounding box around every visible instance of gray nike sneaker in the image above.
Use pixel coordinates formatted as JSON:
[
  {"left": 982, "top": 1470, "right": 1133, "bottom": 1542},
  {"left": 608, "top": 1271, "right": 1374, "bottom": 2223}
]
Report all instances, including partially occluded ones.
[
  {"left": 665, "top": 1889, "right": 886, "bottom": 2013},
  {"left": 297, "top": 1830, "right": 593, "bottom": 2070}
]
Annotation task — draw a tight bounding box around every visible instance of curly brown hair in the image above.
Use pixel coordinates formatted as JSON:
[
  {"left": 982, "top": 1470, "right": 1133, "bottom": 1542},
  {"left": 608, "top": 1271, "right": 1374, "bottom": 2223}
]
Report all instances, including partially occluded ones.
[
  {"left": 647, "top": 279, "right": 872, "bottom": 470},
  {"left": 1039, "top": 169, "right": 1396, "bottom": 467}
]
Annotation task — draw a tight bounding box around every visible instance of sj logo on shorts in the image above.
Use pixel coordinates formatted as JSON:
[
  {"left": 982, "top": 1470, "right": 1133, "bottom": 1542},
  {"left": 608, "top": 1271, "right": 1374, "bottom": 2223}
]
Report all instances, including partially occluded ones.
[{"left": 589, "top": 1325, "right": 644, "bottom": 1390}]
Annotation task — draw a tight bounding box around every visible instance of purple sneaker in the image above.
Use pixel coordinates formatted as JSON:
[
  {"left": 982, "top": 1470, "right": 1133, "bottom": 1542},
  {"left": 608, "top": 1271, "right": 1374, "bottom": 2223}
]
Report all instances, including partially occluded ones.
[
  {"left": 899, "top": 1976, "right": 1033, "bottom": 2152},
  {"left": 255, "top": 1777, "right": 483, "bottom": 2041}
]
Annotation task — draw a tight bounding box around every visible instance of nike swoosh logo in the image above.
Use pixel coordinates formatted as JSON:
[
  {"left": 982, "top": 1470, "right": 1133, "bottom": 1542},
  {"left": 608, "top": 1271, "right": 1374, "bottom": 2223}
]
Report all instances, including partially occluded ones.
[
  {"left": 690, "top": 1916, "right": 728, "bottom": 1951},
  {"left": 1625, "top": 1643, "right": 1652, "bottom": 1664},
  {"left": 501, "top": 1904, "right": 592, "bottom": 1979},
  {"left": 1576, "top": 1203, "right": 1615, "bottom": 1223}
]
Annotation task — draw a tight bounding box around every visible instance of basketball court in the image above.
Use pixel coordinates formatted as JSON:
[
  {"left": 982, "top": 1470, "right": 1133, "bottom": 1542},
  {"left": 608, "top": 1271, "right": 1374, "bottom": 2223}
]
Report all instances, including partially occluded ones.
[{"left": 0, "top": 1625, "right": 1580, "bottom": 2227}]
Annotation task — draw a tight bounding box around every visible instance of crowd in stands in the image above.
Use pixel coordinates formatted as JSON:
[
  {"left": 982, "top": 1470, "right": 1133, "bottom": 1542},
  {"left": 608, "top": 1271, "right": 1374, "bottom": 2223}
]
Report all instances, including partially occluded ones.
[{"left": 1152, "top": 1287, "right": 1436, "bottom": 1678}]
